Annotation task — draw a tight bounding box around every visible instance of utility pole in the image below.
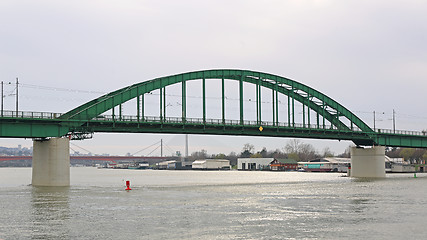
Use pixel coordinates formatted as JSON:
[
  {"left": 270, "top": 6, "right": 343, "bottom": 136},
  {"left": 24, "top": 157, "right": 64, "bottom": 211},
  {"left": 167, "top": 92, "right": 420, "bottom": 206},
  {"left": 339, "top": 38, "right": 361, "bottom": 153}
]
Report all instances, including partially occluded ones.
[
  {"left": 185, "top": 134, "right": 188, "bottom": 159},
  {"left": 373, "top": 111, "right": 376, "bottom": 131},
  {"left": 160, "top": 139, "right": 163, "bottom": 157},
  {"left": 15, "top": 78, "right": 18, "bottom": 116},
  {"left": 393, "top": 109, "right": 396, "bottom": 133}
]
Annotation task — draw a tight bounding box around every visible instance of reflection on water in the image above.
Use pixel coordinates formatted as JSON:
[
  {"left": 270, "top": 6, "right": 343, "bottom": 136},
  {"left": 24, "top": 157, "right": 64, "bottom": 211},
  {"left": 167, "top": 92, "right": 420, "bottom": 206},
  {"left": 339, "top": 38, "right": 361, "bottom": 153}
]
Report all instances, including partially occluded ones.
[{"left": 30, "top": 187, "right": 70, "bottom": 239}]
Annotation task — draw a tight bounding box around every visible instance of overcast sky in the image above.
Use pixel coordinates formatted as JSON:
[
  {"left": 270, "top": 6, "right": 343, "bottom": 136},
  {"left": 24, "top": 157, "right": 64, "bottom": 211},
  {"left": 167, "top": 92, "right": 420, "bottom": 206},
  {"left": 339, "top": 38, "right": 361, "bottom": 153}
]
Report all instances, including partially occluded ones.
[{"left": 1, "top": 0, "right": 426, "bottom": 156}]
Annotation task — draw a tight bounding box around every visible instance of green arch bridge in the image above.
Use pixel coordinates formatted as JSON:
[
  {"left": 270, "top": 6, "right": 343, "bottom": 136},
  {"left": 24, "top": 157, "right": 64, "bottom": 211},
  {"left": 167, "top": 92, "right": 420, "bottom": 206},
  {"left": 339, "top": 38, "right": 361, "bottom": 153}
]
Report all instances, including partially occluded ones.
[{"left": 1, "top": 69, "right": 426, "bottom": 148}]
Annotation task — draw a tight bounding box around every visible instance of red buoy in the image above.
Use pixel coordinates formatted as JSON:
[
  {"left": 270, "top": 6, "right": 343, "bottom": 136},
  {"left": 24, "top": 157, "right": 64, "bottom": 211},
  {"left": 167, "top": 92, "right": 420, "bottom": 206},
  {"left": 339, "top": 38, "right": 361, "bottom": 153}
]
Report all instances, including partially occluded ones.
[{"left": 125, "top": 180, "right": 132, "bottom": 191}]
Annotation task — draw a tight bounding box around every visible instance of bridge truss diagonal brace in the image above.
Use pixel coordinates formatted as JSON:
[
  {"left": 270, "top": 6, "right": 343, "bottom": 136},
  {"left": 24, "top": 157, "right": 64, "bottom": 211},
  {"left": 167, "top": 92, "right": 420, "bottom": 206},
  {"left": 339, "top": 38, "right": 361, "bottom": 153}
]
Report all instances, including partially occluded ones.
[{"left": 58, "top": 69, "right": 374, "bottom": 140}]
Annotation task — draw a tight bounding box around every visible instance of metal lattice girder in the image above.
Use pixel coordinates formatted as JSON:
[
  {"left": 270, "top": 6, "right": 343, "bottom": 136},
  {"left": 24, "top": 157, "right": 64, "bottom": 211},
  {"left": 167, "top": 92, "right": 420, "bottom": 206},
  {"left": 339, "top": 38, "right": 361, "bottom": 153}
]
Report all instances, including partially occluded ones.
[
  {"left": 3, "top": 111, "right": 427, "bottom": 147},
  {"left": 84, "top": 119, "right": 373, "bottom": 143},
  {"left": 59, "top": 69, "right": 373, "bottom": 134},
  {"left": 0, "top": 119, "right": 69, "bottom": 138}
]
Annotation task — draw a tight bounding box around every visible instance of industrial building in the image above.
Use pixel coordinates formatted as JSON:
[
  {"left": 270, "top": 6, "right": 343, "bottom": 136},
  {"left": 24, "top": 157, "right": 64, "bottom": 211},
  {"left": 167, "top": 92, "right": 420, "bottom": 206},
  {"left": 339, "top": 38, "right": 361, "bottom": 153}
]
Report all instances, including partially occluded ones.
[
  {"left": 156, "top": 160, "right": 178, "bottom": 169},
  {"left": 237, "top": 158, "right": 274, "bottom": 170},
  {"left": 298, "top": 158, "right": 350, "bottom": 172},
  {"left": 192, "top": 159, "right": 230, "bottom": 170},
  {"left": 270, "top": 159, "right": 298, "bottom": 171}
]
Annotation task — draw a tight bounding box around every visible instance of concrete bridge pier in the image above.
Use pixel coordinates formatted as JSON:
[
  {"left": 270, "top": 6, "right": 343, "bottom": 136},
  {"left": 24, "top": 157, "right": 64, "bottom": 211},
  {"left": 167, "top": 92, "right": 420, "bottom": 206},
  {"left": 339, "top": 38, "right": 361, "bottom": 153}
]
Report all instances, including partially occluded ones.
[
  {"left": 350, "top": 146, "right": 386, "bottom": 178},
  {"left": 32, "top": 137, "right": 70, "bottom": 187}
]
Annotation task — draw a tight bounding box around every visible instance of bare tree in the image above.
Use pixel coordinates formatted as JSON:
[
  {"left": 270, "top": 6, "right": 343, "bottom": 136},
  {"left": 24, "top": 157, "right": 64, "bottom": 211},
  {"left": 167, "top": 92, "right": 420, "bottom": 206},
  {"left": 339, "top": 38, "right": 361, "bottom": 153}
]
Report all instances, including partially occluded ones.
[
  {"left": 243, "top": 143, "right": 254, "bottom": 153},
  {"left": 337, "top": 144, "right": 353, "bottom": 158},
  {"left": 299, "top": 143, "right": 317, "bottom": 162},
  {"left": 399, "top": 148, "right": 416, "bottom": 164},
  {"left": 284, "top": 139, "right": 318, "bottom": 161},
  {"left": 190, "top": 149, "right": 208, "bottom": 160},
  {"left": 241, "top": 143, "right": 255, "bottom": 158},
  {"left": 284, "top": 139, "right": 303, "bottom": 154},
  {"left": 322, "top": 147, "right": 334, "bottom": 158}
]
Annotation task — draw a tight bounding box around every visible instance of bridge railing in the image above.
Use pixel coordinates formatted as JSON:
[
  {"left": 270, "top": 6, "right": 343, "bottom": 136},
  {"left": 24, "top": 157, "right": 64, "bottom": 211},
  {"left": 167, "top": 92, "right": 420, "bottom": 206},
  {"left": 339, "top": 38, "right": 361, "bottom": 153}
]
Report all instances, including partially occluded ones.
[
  {"left": 91, "top": 114, "right": 365, "bottom": 132},
  {"left": 376, "top": 128, "right": 427, "bottom": 136},
  {"left": 4, "top": 110, "right": 425, "bottom": 136},
  {"left": 0, "top": 110, "right": 62, "bottom": 119}
]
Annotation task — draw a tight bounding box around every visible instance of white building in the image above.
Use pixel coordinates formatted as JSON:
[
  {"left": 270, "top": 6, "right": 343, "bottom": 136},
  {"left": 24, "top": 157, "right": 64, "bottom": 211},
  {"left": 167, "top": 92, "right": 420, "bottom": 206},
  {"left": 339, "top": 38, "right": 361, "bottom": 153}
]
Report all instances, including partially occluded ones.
[
  {"left": 192, "top": 159, "right": 230, "bottom": 170},
  {"left": 237, "top": 158, "right": 274, "bottom": 170},
  {"left": 298, "top": 158, "right": 351, "bottom": 172},
  {"left": 390, "top": 163, "right": 416, "bottom": 173},
  {"left": 157, "top": 160, "right": 177, "bottom": 169}
]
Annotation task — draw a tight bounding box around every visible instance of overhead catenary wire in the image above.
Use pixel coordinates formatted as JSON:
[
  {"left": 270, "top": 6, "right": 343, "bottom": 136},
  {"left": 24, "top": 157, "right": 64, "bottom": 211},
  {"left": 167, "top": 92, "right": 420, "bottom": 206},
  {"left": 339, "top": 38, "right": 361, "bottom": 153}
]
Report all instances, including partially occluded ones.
[
  {"left": 354, "top": 110, "right": 427, "bottom": 120},
  {"left": 20, "top": 83, "right": 106, "bottom": 94},
  {"left": 18, "top": 82, "right": 304, "bottom": 107},
  {"left": 13, "top": 82, "right": 427, "bottom": 122}
]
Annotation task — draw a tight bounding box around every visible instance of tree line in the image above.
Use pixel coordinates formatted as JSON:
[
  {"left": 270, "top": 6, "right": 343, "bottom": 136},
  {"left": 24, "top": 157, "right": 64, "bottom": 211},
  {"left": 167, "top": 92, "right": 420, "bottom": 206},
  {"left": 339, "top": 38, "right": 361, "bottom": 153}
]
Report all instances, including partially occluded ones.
[
  {"left": 188, "top": 140, "right": 427, "bottom": 165},
  {"left": 386, "top": 147, "right": 427, "bottom": 164},
  {"left": 188, "top": 139, "right": 347, "bottom": 166}
]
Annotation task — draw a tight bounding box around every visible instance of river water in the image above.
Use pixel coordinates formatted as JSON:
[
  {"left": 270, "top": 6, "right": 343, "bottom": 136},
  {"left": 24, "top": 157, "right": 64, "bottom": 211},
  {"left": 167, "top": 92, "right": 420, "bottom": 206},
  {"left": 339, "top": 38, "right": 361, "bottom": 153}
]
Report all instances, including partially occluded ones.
[{"left": 0, "top": 168, "right": 426, "bottom": 239}]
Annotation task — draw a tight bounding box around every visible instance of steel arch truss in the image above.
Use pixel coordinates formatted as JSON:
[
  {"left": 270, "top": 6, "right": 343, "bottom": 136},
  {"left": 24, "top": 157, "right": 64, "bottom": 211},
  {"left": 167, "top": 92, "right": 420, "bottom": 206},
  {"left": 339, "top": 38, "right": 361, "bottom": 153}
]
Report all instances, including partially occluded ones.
[{"left": 60, "top": 70, "right": 373, "bottom": 134}]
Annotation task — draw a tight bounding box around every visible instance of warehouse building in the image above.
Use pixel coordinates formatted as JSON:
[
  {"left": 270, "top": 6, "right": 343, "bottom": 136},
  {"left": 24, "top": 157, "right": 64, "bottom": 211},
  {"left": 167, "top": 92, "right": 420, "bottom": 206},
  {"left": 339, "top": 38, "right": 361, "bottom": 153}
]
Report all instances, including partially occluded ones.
[
  {"left": 298, "top": 158, "right": 350, "bottom": 172},
  {"left": 237, "top": 158, "right": 274, "bottom": 170},
  {"left": 270, "top": 159, "right": 298, "bottom": 171},
  {"left": 156, "top": 160, "right": 178, "bottom": 169},
  {"left": 192, "top": 159, "right": 231, "bottom": 170}
]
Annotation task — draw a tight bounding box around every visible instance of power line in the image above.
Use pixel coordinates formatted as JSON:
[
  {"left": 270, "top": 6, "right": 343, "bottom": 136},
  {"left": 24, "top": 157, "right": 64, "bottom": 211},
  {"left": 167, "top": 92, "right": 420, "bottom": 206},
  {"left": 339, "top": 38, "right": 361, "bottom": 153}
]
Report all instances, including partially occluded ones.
[
  {"left": 354, "top": 110, "right": 427, "bottom": 120},
  {"left": 15, "top": 82, "right": 427, "bottom": 121},
  {"left": 131, "top": 141, "right": 161, "bottom": 156},
  {"left": 20, "top": 83, "right": 106, "bottom": 94}
]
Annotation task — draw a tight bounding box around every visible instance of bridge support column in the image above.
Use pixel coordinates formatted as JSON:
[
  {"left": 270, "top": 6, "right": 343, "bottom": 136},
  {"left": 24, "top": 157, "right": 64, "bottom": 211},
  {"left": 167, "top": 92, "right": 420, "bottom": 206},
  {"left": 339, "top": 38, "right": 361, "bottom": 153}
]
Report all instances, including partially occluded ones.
[
  {"left": 32, "top": 137, "right": 70, "bottom": 186},
  {"left": 350, "top": 146, "right": 385, "bottom": 178}
]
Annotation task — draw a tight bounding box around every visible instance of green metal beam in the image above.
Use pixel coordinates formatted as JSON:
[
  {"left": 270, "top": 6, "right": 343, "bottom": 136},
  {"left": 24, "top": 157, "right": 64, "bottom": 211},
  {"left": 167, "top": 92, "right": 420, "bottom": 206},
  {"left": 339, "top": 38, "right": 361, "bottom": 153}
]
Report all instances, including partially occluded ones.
[
  {"left": 182, "top": 77, "right": 186, "bottom": 122},
  {"left": 307, "top": 93, "right": 311, "bottom": 128},
  {"left": 163, "top": 86, "right": 166, "bottom": 119},
  {"left": 258, "top": 82, "right": 262, "bottom": 124},
  {"left": 239, "top": 74, "right": 244, "bottom": 125},
  {"left": 275, "top": 85, "right": 279, "bottom": 126},
  {"left": 302, "top": 94, "right": 306, "bottom": 128},
  {"left": 292, "top": 86, "right": 295, "bottom": 127},
  {"left": 141, "top": 94, "right": 144, "bottom": 120},
  {"left": 203, "top": 77, "right": 206, "bottom": 123},
  {"left": 2, "top": 110, "right": 427, "bottom": 148},
  {"left": 256, "top": 79, "right": 259, "bottom": 124},
  {"left": 221, "top": 77, "right": 225, "bottom": 124},
  {"left": 112, "top": 98, "right": 115, "bottom": 121},
  {"left": 287, "top": 90, "right": 291, "bottom": 127},
  {"left": 272, "top": 87, "right": 275, "bottom": 126},
  {"left": 136, "top": 95, "right": 140, "bottom": 121},
  {"left": 119, "top": 104, "right": 122, "bottom": 121}
]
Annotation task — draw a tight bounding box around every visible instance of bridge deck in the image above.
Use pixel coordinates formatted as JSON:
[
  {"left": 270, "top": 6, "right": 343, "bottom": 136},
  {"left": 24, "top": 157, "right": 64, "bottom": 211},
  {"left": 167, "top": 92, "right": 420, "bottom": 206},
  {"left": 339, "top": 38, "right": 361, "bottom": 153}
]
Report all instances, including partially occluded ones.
[{"left": 1, "top": 110, "right": 426, "bottom": 148}]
